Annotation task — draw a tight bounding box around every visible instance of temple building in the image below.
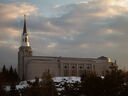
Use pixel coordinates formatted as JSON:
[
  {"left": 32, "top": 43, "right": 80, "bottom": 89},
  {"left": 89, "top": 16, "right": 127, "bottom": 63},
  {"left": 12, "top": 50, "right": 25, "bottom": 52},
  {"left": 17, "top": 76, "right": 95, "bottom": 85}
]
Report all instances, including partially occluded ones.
[{"left": 18, "top": 15, "right": 116, "bottom": 80}]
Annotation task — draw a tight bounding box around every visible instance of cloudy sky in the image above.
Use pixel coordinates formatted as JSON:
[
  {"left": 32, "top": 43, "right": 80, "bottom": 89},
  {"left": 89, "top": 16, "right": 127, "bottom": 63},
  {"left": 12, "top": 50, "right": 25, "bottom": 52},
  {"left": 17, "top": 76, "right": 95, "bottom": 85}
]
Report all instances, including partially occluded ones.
[{"left": 0, "top": 0, "right": 128, "bottom": 69}]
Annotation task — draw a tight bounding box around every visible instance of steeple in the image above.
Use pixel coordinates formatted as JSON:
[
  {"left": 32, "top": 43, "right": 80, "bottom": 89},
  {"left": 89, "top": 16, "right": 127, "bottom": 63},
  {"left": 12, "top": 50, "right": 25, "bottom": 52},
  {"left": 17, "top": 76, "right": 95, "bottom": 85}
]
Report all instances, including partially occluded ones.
[
  {"left": 18, "top": 15, "right": 32, "bottom": 80},
  {"left": 22, "top": 15, "right": 30, "bottom": 46},
  {"left": 23, "top": 15, "right": 27, "bottom": 35}
]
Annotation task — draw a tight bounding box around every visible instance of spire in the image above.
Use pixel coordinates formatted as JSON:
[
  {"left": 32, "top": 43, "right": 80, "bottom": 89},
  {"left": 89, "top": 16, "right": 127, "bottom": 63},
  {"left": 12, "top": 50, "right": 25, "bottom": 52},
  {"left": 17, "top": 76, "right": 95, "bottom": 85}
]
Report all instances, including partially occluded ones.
[
  {"left": 22, "top": 15, "right": 30, "bottom": 46},
  {"left": 23, "top": 15, "right": 27, "bottom": 34}
]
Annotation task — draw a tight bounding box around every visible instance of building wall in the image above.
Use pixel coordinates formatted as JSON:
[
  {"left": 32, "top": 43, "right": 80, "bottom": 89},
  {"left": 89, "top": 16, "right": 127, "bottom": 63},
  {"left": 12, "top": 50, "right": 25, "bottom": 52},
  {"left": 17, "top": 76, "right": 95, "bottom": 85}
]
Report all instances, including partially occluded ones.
[
  {"left": 18, "top": 46, "right": 32, "bottom": 80},
  {"left": 23, "top": 56, "right": 112, "bottom": 80},
  {"left": 24, "top": 56, "right": 59, "bottom": 80}
]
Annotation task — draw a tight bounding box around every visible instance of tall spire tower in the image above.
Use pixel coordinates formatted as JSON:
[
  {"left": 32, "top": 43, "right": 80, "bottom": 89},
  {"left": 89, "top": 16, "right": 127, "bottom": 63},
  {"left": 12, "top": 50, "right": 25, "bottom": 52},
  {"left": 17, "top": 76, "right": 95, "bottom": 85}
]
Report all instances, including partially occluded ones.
[
  {"left": 22, "top": 15, "right": 30, "bottom": 46},
  {"left": 18, "top": 15, "right": 32, "bottom": 80}
]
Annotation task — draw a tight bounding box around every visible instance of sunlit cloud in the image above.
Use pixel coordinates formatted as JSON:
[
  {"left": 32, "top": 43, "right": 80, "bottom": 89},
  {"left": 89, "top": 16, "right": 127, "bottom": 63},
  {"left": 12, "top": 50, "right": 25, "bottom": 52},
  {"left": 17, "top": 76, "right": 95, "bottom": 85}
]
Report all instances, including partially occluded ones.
[
  {"left": 105, "top": 29, "right": 114, "bottom": 34},
  {"left": 104, "top": 42, "right": 118, "bottom": 48},
  {"left": 110, "top": 0, "right": 128, "bottom": 7},
  {"left": 91, "top": 8, "right": 118, "bottom": 17},
  {"left": 6, "top": 28, "right": 19, "bottom": 37},
  {"left": 0, "top": 3, "right": 38, "bottom": 20},
  {"left": 19, "top": 3, "right": 38, "bottom": 15},
  {"left": 0, "top": 41, "right": 8, "bottom": 46},
  {"left": 47, "top": 43, "right": 56, "bottom": 48},
  {"left": 10, "top": 45, "right": 19, "bottom": 49},
  {"left": 102, "top": 29, "right": 124, "bottom": 36},
  {"left": 0, "top": 0, "right": 128, "bottom": 69},
  {"left": 80, "top": 44, "right": 89, "bottom": 49},
  {"left": 83, "top": 0, "right": 128, "bottom": 17},
  {"left": 53, "top": 5, "right": 61, "bottom": 8},
  {"left": 76, "top": 1, "right": 88, "bottom": 5}
]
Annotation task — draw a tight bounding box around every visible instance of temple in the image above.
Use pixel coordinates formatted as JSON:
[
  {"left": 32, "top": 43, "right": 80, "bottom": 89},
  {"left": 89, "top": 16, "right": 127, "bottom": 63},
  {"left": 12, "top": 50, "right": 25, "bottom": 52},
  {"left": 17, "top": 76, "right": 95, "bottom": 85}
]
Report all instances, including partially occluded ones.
[{"left": 18, "top": 16, "right": 116, "bottom": 80}]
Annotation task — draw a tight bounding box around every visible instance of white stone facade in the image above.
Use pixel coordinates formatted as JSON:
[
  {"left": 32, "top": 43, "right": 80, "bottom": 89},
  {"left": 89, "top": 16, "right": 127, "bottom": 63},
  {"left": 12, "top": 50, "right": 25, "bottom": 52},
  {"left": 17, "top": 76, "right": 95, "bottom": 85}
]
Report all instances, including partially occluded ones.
[{"left": 20, "top": 56, "right": 112, "bottom": 80}]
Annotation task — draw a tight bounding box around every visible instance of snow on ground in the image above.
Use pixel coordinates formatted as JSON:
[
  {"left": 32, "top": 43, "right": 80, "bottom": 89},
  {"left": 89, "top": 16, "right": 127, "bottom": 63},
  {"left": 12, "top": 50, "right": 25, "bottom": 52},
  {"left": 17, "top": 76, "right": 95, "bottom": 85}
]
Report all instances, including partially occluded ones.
[
  {"left": 5, "top": 77, "right": 81, "bottom": 91},
  {"left": 53, "top": 77, "right": 81, "bottom": 92},
  {"left": 53, "top": 77, "right": 81, "bottom": 83}
]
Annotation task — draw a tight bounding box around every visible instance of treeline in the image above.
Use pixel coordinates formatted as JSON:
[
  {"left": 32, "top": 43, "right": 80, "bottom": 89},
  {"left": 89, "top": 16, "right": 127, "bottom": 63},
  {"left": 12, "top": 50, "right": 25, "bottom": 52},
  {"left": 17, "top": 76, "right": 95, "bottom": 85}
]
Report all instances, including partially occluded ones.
[
  {"left": 0, "top": 65, "right": 19, "bottom": 96},
  {"left": 0, "top": 65, "right": 19, "bottom": 84},
  {"left": 1, "top": 66, "right": 128, "bottom": 96},
  {"left": 20, "top": 72, "right": 58, "bottom": 96},
  {"left": 56, "top": 69, "right": 128, "bottom": 96}
]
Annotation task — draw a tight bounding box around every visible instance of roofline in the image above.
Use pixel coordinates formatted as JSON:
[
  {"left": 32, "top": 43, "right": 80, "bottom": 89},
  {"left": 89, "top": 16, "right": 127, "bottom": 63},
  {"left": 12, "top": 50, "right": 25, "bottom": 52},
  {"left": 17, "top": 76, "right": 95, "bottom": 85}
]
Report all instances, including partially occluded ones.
[{"left": 25, "top": 55, "right": 98, "bottom": 60}]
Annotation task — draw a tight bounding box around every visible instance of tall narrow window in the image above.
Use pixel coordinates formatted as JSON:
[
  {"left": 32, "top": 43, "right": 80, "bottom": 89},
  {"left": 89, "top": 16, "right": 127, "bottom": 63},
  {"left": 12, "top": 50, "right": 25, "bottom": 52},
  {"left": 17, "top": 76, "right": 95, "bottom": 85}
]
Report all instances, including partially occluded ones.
[
  {"left": 63, "top": 64, "right": 69, "bottom": 76},
  {"left": 71, "top": 64, "right": 77, "bottom": 76},
  {"left": 78, "top": 64, "right": 84, "bottom": 76},
  {"left": 86, "top": 64, "right": 92, "bottom": 74}
]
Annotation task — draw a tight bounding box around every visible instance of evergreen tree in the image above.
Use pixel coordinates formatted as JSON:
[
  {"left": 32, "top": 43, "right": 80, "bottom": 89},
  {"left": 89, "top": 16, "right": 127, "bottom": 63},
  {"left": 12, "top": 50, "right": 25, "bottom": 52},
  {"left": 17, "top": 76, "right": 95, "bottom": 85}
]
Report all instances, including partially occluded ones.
[
  {"left": 1, "top": 65, "right": 8, "bottom": 83},
  {"left": 9, "top": 66, "right": 14, "bottom": 83},
  {"left": 103, "top": 69, "right": 126, "bottom": 96},
  {"left": 20, "top": 77, "right": 42, "bottom": 96},
  {"left": 2, "top": 65, "right": 6, "bottom": 73},
  {"left": 58, "top": 79, "right": 80, "bottom": 96},
  {"left": 13, "top": 69, "right": 20, "bottom": 83},
  {"left": 22, "top": 71, "right": 58, "bottom": 96},
  {"left": 9, "top": 83, "right": 20, "bottom": 96},
  {"left": 80, "top": 72, "right": 103, "bottom": 96},
  {"left": 0, "top": 72, "right": 6, "bottom": 96},
  {"left": 9, "top": 66, "right": 13, "bottom": 74},
  {"left": 41, "top": 71, "right": 58, "bottom": 96}
]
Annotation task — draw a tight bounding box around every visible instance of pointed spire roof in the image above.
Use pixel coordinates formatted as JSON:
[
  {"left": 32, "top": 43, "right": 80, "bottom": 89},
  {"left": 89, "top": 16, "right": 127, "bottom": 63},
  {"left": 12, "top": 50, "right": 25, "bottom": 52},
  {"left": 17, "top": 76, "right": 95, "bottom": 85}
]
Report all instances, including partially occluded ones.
[
  {"left": 23, "top": 15, "right": 27, "bottom": 35},
  {"left": 22, "top": 15, "right": 30, "bottom": 46}
]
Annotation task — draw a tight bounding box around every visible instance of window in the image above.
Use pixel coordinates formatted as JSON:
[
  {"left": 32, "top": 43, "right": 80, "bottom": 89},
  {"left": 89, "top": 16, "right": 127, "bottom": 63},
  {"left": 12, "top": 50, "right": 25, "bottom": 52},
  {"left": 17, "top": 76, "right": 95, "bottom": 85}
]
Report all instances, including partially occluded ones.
[
  {"left": 86, "top": 64, "right": 92, "bottom": 74},
  {"left": 78, "top": 64, "right": 84, "bottom": 76},
  {"left": 64, "top": 70, "right": 69, "bottom": 76},
  {"left": 71, "top": 64, "right": 77, "bottom": 69},
  {"left": 86, "top": 64, "right": 92, "bottom": 70},
  {"left": 71, "top": 70, "right": 77, "bottom": 76},
  {"left": 63, "top": 64, "right": 69, "bottom": 76},
  {"left": 79, "top": 70, "right": 84, "bottom": 76},
  {"left": 80, "top": 66, "right": 82, "bottom": 69},
  {"left": 71, "top": 64, "right": 77, "bottom": 76},
  {"left": 72, "top": 66, "right": 75, "bottom": 69},
  {"left": 64, "top": 66, "right": 67, "bottom": 69},
  {"left": 63, "top": 64, "right": 69, "bottom": 69}
]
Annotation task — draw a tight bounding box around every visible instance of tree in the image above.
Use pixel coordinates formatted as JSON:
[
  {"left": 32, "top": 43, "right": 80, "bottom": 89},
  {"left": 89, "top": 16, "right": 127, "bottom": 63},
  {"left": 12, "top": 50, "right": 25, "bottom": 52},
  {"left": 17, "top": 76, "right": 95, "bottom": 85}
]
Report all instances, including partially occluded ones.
[
  {"left": 0, "top": 72, "right": 6, "bottom": 96},
  {"left": 58, "top": 79, "right": 80, "bottom": 96},
  {"left": 1, "top": 65, "right": 8, "bottom": 83},
  {"left": 80, "top": 72, "right": 103, "bottom": 96},
  {"left": 21, "top": 71, "right": 58, "bottom": 96},
  {"left": 23, "top": 77, "right": 42, "bottom": 96},
  {"left": 2, "top": 65, "right": 6, "bottom": 73},
  {"left": 9, "top": 83, "right": 20, "bottom": 96},
  {"left": 103, "top": 69, "right": 126, "bottom": 96},
  {"left": 41, "top": 71, "right": 58, "bottom": 96}
]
